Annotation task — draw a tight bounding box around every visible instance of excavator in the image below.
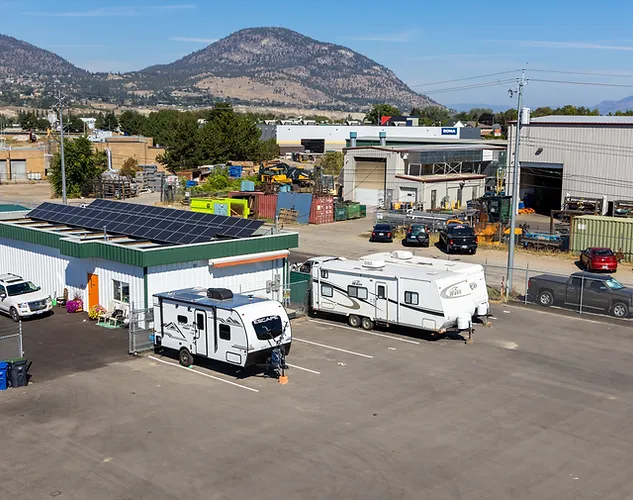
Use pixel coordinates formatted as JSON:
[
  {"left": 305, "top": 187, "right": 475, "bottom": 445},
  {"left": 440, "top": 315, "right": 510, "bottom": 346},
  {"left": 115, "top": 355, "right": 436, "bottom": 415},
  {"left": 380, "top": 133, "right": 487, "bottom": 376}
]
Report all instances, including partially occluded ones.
[{"left": 258, "top": 162, "right": 314, "bottom": 191}]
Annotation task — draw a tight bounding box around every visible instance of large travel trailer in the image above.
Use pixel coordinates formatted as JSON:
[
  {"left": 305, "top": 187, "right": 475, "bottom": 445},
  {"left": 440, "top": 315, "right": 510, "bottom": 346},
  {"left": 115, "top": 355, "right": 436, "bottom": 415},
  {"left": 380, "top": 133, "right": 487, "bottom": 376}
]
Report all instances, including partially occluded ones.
[
  {"left": 311, "top": 259, "right": 475, "bottom": 333},
  {"left": 153, "top": 287, "right": 291, "bottom": 367},
  {"left": 361, "top": 251, "right": 490, "bottom": 317}
]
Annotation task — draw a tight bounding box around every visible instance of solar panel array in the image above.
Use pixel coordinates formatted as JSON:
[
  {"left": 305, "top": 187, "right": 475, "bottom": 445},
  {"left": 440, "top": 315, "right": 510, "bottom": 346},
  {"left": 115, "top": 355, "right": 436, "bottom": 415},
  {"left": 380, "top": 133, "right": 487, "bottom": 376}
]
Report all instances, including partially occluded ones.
[{"left": 27, "top": 200, "right": 264, "bottom": 245}]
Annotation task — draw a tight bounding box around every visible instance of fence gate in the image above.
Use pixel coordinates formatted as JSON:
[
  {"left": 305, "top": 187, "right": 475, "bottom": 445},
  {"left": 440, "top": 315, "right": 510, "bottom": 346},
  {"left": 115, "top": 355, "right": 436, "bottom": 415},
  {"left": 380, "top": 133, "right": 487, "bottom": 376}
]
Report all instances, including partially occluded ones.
[
  {"left": 0, "top": 321, "right": 23, "bottom": 362},
  {"left": 128, "top": 307, "right": 155, "bottom": 355}
]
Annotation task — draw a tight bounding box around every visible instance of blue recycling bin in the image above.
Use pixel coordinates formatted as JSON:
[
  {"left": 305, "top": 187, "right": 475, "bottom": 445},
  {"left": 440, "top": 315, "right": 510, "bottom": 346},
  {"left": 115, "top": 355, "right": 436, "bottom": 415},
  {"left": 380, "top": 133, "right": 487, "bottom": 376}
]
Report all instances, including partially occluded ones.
[{"left": 0, "top": 361, "right": 8, "bottom": 391}]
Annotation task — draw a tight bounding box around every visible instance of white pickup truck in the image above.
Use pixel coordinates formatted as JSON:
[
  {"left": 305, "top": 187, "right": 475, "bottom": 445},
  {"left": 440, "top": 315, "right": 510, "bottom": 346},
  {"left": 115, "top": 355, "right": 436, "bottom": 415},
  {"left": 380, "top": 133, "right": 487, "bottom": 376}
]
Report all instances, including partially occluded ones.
[{"left": 0, "top": 274, "right": 53, "bottom": 322}]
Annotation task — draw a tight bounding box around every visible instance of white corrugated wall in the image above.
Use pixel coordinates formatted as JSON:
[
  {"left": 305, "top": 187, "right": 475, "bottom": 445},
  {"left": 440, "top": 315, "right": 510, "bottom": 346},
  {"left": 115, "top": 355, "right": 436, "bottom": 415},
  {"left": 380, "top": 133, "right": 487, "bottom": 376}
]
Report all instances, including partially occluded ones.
[
  {"left": 0, "top": 237, "right": 143, "bottom": 307},
  {"left": 147, "top": 258, "right": 285, "bottom": 302}
]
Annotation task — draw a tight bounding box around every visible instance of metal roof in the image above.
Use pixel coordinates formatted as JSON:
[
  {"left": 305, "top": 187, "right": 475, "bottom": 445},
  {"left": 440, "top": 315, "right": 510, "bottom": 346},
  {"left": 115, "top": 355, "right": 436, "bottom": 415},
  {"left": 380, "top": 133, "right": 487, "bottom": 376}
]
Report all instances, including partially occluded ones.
[
  {"left": 528, "top": 115, "right": 633, "bottom": 125},
  {"left": 345, "top": 143, "right": 506, "bottom": 153},
  {"left": 396, "top": 174, "right": 487, "bottom": 183}
]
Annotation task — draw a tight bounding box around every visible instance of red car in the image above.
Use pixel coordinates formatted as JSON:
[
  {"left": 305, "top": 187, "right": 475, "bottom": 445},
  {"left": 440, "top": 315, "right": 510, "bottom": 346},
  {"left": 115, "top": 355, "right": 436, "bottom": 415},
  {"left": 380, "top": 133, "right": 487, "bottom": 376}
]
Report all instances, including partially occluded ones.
[{"left": 580, "top": 247, "right": 618, "bottom": 272}]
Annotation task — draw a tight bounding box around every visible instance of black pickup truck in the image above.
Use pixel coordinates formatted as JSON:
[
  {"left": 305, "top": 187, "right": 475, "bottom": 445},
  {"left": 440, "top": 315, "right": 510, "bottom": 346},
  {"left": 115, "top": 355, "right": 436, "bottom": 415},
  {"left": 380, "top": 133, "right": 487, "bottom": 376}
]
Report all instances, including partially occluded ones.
[
  {"left": 439, "top": 224, "right": 478, "bottom": 254},
  {"left": 527, "top": 271, "right": 633, "bottom": 318}
]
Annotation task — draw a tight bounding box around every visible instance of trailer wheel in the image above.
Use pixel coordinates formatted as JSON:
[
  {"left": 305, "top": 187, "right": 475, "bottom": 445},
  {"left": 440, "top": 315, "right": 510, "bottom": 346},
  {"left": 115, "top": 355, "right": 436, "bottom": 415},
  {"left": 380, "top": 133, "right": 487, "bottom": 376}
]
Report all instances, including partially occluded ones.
[
  {"left": 361, "top": 317, "right": 374, "bottom": 330},
  {"left": 537, "top": 290, "right": 554, "bottom": 307},
  {"left": 348, "top": 315, "right": 361, "bottom": 328},
  {"left": 179, "top": 348, "right": 194, "bottom": 367}
]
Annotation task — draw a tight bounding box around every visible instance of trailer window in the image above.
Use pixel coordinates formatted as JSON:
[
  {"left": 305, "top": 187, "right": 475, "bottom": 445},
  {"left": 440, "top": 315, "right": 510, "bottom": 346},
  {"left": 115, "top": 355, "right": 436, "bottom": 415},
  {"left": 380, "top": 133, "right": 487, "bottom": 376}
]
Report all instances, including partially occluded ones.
[
  {"left": 196, "top": 312, "right": 205, "bottom": 330},
  {"left": 348, "top": 286, "right": 368, "bottom": 300},
  {"left": 219, "top": 324, "right": 231, "bottom": 341},
  {"left": 377, "top": 285, "right": 386, "bottom": 299},
  {"left": 321, "top": 269, "right": 329, "bottom": 279},
  {"left": 252, "top": 315, "right": 283, "bottom": 340},
  {"left": 404, "top": 291, "right": 419, "bottom": 305},
  {"left": 321, "top": 284, "right": 333, "bottom": 297},
  {"left": 177, "top": 315, "right": 188, "bottom": 324}
]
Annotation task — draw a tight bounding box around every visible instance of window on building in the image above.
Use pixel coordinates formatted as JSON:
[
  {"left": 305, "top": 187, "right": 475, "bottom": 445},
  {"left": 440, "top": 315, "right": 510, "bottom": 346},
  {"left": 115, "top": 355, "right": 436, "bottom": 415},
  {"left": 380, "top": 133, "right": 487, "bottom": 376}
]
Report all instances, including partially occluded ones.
[
  {"left": 113, "top": 280, "right": 130, "bottom": 303},
  {"left": 321, "top": 284, "right": 333, "bottom": 297},
  {"left": 321, "top": 269, "right": 329, "bottom": 279},
  {"left": 348, "top": 285, "right": 368, "bottom": 300},
  {"left": 177, "top": 315, "right": 188, "bottom": 324},
  {"left": 219, "top": 324, "right": 231, "bottom": 341},
  {"left": 404, "top": 291, "right": 419, "bottom": 305},
  {"left": 377, "top": 285, "right": 386, "bottom": 299},
  {"left": 407, "top": 163, "right": 422, "bottom": 176}
]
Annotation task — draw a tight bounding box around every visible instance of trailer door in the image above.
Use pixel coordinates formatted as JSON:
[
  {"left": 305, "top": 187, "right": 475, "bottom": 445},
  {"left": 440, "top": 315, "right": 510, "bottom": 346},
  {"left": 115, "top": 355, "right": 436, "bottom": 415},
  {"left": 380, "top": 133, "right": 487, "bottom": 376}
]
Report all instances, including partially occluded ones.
[
  {"left": 194, "top": 309, "right": 208, "bottom": 357},
  {"left": 375, "top": 282, "right": 389, "bottom": 321}
]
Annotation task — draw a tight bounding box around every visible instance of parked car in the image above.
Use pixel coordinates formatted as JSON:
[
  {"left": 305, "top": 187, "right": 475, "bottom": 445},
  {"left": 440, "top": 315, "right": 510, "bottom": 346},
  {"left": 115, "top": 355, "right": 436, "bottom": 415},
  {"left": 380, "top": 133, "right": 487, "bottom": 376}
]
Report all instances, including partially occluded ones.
[
  {"left": 370, "top": 223, "right": 394, "bottom": 243},
  {"left": 0, "top": 273, "right": 52, "bottom": 322},
  {"left": 403, "top": 224, "right": 430, "bottom": 247},
  {"left": 439, "top": 224, "right": 478, "bottom": 254},
  {"left": 579, "top": 247, "right": 618, "bottom": 272},
  {"left": 527, "top": 271, "right": 633, "bottom": 318}
]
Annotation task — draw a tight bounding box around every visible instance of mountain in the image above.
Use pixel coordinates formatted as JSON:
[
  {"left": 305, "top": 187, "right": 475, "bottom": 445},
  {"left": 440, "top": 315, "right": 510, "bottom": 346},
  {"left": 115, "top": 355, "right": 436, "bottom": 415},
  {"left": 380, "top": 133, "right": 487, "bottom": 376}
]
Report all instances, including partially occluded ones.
[{"left": 596, "top": 96, "right": 633, "bottom": 115}]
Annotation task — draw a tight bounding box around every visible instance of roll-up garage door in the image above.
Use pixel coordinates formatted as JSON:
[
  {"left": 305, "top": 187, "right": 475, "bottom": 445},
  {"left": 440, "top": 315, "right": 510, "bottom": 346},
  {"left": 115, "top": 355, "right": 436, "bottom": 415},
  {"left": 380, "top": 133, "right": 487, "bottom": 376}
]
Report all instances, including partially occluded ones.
[
  {"left": 10, "top": 160, "right": 26, "bottom": 181},
  {"left": 0, "top": 160, "right": 7, "bottom": 181},
  {"left": 354, "top": 159, "right": 386, "bottom": 190}
]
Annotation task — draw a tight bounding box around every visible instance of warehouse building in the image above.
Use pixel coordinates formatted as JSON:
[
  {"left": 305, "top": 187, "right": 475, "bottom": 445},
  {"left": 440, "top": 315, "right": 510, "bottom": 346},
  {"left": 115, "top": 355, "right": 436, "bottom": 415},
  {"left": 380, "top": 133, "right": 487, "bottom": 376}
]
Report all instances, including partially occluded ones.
[
  {"left": 507, "top": 115, "right": 633, "bottom": 214},
  {"left": 0, "top": 200, "right": 297, "bottom": 311},
  {"left": 277, "top": 125, "right": 481, "bottom": 153},
  {"left": 343, "top": 143, "right": 506, "bottom": 208}
]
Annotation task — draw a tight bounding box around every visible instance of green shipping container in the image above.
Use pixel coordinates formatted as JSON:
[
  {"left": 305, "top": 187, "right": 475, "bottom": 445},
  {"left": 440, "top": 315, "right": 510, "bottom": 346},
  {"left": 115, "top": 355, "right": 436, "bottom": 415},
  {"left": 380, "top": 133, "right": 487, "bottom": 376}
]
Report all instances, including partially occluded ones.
[
  {"left": 335, "top": 207, "right": 347, "bottom": 221},
  {"left": 571, "top": 215, "right": 633, "bottom": 260}
]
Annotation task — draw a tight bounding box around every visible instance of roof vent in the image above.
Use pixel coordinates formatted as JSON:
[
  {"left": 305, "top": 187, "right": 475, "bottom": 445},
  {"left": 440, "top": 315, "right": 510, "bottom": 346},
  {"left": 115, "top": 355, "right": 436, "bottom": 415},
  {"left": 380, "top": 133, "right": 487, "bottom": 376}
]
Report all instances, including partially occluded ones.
[
  {"left": 391, "top": 251, "right": 413, "bottom": 260},
  {"left": 361, "top": 259, "right": 385, "bottom": 269},
  {"left": 207, "top": 288, "right": 234, "bottom": 300}
]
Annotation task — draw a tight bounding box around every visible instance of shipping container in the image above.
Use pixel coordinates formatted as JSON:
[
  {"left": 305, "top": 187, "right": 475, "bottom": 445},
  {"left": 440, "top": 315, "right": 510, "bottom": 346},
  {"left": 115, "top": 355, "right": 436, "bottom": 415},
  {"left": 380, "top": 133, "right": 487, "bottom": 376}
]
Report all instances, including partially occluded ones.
[
  {"left": 228, "top": 165, "right": 243, "bottom": 178},
  {"left": 334, "top": 206, "right": 347, "bottom": 221},
  {"left": 571, "top": 215, "right": 633, "bottom": 260},
  {"left": 309, "top": 195, "right": 334, "bottom": 225},
  {"left": 255, "top": 193, "right": 278, "bottom": 220},
  {"left": 190, "top": 198, "right": 250, "bottom": 218},
  {"left": 240, "top": 180, "right": 255, "bottom": 192}
]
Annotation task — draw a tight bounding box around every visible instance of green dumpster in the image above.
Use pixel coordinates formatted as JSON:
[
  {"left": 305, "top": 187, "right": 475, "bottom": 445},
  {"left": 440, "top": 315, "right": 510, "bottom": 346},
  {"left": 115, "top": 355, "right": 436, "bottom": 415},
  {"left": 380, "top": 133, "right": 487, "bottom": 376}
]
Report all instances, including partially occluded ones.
[
  {"left": 346, "top": 203, "right": 361, "bottom": 219},
  {"left": 359, "top": 205, "right": 367, "bottom": 218},
  {"left": 334, "top": 207, "right": 347, "bottom": 221}
]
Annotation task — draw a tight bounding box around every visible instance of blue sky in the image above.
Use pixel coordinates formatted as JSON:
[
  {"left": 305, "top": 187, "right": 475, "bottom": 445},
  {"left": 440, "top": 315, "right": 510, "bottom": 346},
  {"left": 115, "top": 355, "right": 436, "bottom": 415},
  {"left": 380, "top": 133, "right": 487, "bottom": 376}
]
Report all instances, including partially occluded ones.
[{"left": 3, "top": 0, "right": 633, "bottom": 108}]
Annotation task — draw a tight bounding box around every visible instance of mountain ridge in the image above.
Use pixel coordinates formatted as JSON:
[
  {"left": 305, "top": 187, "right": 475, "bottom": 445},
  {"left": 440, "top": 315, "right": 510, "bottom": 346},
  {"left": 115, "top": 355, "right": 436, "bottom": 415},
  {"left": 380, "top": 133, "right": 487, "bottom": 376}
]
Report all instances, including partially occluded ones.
[{"left": 0, "top": 27, "right": 438, "bottom": 111}]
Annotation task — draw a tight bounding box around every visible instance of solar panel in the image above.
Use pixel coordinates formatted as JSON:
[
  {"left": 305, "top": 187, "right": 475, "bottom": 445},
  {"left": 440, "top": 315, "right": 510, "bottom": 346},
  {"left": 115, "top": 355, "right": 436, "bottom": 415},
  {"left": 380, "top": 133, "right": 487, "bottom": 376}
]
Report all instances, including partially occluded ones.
[{"left": 27, "top": 199, "right": 264, "bottom": 245}]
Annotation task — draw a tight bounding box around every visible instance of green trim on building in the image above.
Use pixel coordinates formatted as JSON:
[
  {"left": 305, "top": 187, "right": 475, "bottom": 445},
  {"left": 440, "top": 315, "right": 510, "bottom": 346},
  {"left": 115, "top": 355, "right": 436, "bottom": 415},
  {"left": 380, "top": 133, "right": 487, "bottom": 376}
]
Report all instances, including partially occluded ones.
[{"left": 0, "top": 221, "right": 299, "bottom": 268}]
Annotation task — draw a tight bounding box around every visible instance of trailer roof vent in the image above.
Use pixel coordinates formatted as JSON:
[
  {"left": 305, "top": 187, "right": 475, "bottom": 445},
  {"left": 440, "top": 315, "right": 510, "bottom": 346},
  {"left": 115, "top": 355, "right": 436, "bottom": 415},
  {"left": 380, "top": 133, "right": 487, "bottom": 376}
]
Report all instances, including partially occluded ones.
[
  {"left": 361, "top": 259, "right": 385, "bottom": 269},
  {"left": 207, "top": 288, "right": 234, "bottom": 300},
  {"left": 391, "top": 251, "right": 413, "bottom": 260}
]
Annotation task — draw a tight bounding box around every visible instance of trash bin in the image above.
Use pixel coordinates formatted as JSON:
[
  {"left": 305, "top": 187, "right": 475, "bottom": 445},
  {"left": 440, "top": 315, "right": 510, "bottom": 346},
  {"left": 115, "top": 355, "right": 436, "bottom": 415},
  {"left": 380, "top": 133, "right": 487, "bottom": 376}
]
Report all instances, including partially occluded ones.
[
  {"left": 0, "top": 362, "right": 8, "bottom": 391},
  {"left": 8, "top": 359, "right": 28, "bottom": 388}
]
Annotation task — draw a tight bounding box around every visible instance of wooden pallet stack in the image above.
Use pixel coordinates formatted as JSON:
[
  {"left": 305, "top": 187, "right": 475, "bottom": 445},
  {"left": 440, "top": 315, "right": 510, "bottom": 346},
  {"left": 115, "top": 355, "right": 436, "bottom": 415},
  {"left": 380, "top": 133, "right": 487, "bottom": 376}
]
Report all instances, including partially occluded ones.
[{"left": 277, "top": 208, "right": 298, "bottom": 224}]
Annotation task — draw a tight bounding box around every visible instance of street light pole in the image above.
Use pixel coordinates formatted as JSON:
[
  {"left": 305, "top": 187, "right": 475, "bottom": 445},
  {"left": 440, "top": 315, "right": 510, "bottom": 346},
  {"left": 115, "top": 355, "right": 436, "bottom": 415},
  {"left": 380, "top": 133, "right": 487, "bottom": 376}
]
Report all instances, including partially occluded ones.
[
  {"left": 506, "top": 69, "right": 526, "bottom": 297},
  {"left": 56, "top": 92, "right": 67, "bottom": 204}
]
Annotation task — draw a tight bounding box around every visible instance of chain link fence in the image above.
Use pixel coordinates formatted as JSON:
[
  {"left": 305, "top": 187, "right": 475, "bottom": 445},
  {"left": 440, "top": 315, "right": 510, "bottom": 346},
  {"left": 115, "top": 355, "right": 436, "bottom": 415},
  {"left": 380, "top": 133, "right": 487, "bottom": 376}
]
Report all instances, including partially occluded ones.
[
  {"left": 129, "top": 306, "right": 154, "bottom": 355},
  {"left": 483, "top": 260, "right": 633, "bottom": 320},
  {"left": 0, "top": 321, "right": 24, "bottom": 362}
]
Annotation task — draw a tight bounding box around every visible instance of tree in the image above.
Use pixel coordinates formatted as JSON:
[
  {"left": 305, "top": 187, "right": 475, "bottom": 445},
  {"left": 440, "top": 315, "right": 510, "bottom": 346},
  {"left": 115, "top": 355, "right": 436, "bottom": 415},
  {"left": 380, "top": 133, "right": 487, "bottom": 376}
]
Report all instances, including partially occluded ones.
[
  {"left": 95, "top": 111, "right": 118, "bottom": 131},
  {"left": 118, "top": 110, "right": 147, "bottom": 136},
  {"left": 156, "top": 113, "right": 202, "bottom": 172},
  {"left": 65, "top": 114, "right": 85, "bottom": 133},
  {"left": 364, "top": 104, "right": 401, "bottom": 124},
  {"left": 18, "top": 111, "right": 38, "bottom": 130},
  {"left": 318, "top": 151, "right": 344, "bottom": 176},
  {"left": 48, "top": 136, "right": 107, "bottom": 198},
  {"left": 255, "top": 138, "right": 280, "bottom": 162},
  {"left": 413, "top": 106, "right": 451, "bottom": 126},
  {"left": 120, "top": 157, "right": 139, "bottom": 178}
]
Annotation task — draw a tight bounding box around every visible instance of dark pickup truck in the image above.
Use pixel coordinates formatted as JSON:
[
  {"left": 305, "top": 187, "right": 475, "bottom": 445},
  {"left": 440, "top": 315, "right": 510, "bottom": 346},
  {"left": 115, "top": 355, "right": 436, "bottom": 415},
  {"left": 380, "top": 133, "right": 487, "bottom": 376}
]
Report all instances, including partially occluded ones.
[
  {"left": 439, "top": 224, "right": 478, "bottom": 254},
  {"left": 527, "top": 271, "right": 633, "bottom": 318}
]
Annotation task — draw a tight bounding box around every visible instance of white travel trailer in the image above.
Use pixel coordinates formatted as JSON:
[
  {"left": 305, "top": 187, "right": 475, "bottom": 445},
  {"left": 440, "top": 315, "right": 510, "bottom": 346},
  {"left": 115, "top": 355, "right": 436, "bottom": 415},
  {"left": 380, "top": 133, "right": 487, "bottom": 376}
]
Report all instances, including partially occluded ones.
[
  {"left": 361, "top": 251, "right": 490, "bottom": 317},
  {"left": 311, "top": 259, "right": 475, "bottom": 333},
  {"left": 153, "top": 287, "right": 291, "bottom": 367}
]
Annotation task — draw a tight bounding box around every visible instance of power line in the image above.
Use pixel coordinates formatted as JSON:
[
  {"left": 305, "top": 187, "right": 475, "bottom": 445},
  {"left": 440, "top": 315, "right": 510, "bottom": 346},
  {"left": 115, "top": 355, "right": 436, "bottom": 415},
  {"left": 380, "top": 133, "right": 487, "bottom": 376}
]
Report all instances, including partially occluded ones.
[
  {"left": 530, "top": 78, "right": 633, "bottom": 88},
  {"left": 409, "top": 70, "right": 521, "bottom": 88},
  {"left": 423, "top": 79, "right": 517, "bottom": 95},
  {"left": 530, "top": 68, "right": 633, "bottom": 79}
]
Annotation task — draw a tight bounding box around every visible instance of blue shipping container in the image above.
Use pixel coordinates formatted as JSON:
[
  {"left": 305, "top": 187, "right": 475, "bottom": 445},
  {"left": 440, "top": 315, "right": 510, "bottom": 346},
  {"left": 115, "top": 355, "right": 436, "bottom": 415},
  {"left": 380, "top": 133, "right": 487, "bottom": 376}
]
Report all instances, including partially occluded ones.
[
  {"left": 229, "top": 166, "right": 243, "bottom": 178},
  {"left": 276, "top": 192, "right": 313, "bottom": 225},
  {"left": 240, "top": 180, "right": 255, "bottom": 192},
  {"left": 185, "top": 180, "right": 198, "bottom": 188}
]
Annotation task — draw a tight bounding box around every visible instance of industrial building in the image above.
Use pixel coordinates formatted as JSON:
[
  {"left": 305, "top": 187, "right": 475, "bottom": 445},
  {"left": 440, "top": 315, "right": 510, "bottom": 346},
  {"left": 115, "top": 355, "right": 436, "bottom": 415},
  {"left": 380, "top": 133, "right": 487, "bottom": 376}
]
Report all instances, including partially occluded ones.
[
  {"left": 276, "top": 125, "right": 481, "bottom": 153},
  {"left": 0, "top": 200, "right": 298, "bottom": 311},
  {"left": 507, "top": 115, "right": 633, "bottom": 214},
  {"left": 342, "top": 141, "right": 506, "bottom": 208}
]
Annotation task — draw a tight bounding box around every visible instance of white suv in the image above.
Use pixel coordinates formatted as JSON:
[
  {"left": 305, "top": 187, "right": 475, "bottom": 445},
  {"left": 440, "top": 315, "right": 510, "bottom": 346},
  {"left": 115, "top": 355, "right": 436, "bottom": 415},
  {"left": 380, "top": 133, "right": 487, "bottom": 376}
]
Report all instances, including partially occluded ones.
[{"left": 0, "top": 274, "right": 53, "bottom": 322}]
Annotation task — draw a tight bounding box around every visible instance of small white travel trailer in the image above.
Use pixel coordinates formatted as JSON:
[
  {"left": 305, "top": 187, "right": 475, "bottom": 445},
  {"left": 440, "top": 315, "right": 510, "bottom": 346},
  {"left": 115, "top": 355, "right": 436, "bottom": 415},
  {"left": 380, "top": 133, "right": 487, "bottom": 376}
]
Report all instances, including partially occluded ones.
[
  {"left": 153, "top": 287, "right": 291, "bottom": 367},
  {"left": 361, "top": 251, "right": 490, "bottom": 316},
  {"left": 311, "top": 259, "right": 475, "bottom": 333}
]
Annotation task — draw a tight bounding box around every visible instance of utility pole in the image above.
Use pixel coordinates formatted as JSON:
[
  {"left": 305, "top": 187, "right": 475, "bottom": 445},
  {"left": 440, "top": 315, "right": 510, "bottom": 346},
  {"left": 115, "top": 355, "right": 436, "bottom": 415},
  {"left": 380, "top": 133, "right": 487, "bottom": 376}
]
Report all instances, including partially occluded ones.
[
  {"left": 506, "top": 69, "right": 526, "bottom": 297},
  {"left": 55, "top": 92, "right": 68, "bottom": 204}
]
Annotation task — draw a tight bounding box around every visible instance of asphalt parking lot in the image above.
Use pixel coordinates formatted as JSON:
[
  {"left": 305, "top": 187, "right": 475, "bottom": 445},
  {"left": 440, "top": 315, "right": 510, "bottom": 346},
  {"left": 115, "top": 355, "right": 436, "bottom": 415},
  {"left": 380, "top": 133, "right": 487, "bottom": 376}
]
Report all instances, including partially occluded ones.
[{"left": 2, "top": 306, "right": 633, "bottom": 499}]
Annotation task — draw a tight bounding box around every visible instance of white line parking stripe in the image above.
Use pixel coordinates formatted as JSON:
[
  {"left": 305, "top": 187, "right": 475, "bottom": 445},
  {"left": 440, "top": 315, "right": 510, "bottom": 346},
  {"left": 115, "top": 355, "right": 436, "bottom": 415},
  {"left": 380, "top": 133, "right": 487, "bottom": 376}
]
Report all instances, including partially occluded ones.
[
  {"left": 148, "top": 356, "right": 259, "bottom": 393},
  {"left": 286, "top": 363, "right": 321, "bottom": 375},
  {"left": 293, "top": 338, "right": 374, "bottom": 359},
  {"left": 308, "top": 319, "right": 420, "bottom": 345}
]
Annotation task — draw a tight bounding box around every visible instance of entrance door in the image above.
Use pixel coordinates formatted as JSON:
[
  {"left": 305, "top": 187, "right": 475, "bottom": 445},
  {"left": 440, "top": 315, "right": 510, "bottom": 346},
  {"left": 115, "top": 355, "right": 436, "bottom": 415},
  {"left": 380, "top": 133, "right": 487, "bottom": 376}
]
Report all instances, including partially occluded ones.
[
  {"left": 431, "top": 190, "right": 437, "bottom": 210},
  {"left": 87, "top": 273, "right": 99, "bottom": 309},
  {"left": 375, "top": 282, "right": 388, "bottom": 322},
  {"left": 194, "top": 309, "right": 207, "bottom": 357}
]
